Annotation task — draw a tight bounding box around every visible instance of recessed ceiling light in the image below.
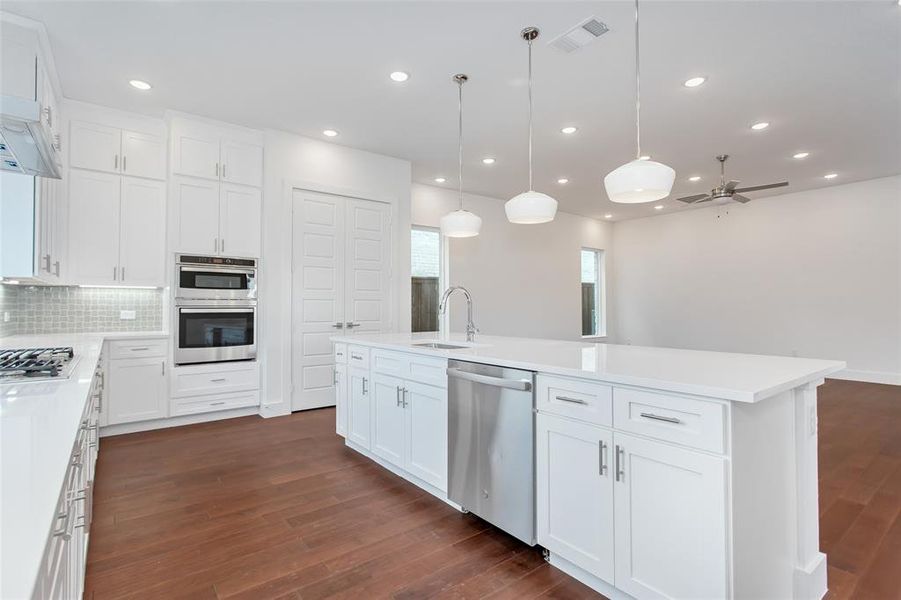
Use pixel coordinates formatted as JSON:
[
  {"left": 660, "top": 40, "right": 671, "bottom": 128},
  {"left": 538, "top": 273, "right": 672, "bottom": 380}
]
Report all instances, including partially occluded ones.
[
  {"left": 557, "top": 178, "right": 569, "bottom": 184},
  {"left": 824, "top": 173, "right": 838, "bottom": 179},
  {"left": 389, "top": 71, "right": 409, "bottom": 82},
  {"left": 482, "top": 157, "right": 496, "bottom": 165},
  {"left": 638, "top": 155, "right": 651, "bottom": 161},
  {"left": 129, "top": 79, "right": 151, "bottom": 90},
  {"left": 750, "top": 121, "right": 770, "bottom": 131},
  {"left": 688, "top": 175, "right": 702, "bottom": 182},
  {"left": 434, "top": 177, "right": 446, "bottom": 183},
  {"left": 654, "top": 204, "right": 664, "bottom": 210},
  {"left": 560, "top": 126, "right": 577, "bottom": 134},
  {"left": 793, "top": 152, "right": 810, "bottom": 159},
  {"left": 322, "top": 129, "right": 338, "bottom": 137},
  {"left": 604, "top": 214, "right": 613, "bottom": 219},
  {"left": 683, "top": 76, "right": 706, "bottom": 88}
]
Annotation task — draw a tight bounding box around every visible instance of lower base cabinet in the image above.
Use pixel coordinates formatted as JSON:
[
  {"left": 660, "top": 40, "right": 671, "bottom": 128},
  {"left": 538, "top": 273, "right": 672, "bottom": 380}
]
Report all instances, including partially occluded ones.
[
  {"left": 537, "top": 415, "right": 727, "bottom": 600},
  {"left": 107, "top": 357, "right": 167, "bottom": 424},
  {"left": 347, "top": 366, "right": 371, "bottom": 449}
]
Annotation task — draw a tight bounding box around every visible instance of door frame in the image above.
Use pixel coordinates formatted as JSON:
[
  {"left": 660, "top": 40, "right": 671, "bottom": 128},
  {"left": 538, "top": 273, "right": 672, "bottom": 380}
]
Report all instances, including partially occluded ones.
[{"left": 282, "top": 179, "right": 396, "bottom": 413}]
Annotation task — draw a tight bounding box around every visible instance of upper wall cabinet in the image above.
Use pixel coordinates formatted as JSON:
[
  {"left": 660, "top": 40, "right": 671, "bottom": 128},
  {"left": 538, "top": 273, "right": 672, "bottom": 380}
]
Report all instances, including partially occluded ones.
[
  {"left": 69, "top": 120, "right": 166, "bottom": 181},
  {"left": 172, "top": 122, "right": 263, "bottom": 188}
]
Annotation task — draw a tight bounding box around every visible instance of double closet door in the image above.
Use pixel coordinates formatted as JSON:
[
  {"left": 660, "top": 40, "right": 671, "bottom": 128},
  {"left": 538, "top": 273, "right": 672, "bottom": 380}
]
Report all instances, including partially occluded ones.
[{"left": 291, "top": 189, "right": 392, "bottom": 411}]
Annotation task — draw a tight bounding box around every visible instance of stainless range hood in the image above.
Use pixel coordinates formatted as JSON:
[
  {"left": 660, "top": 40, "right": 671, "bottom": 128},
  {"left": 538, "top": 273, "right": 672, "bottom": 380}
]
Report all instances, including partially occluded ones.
[{"left": 0, "top": 94, "right": 61, "bottom": 179}]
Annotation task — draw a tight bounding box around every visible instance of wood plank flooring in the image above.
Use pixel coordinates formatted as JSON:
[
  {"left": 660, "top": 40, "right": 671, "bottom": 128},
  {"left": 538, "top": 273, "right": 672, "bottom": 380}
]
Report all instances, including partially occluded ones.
[{"left": 85, "top": 379, "right": 901, "bottom": 599}]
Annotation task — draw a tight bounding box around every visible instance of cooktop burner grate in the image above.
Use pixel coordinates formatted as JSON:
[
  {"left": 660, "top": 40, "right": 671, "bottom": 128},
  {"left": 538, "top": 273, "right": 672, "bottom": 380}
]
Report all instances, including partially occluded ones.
[{"left": 0, "top": 347, "right": 75, "bottom": 378}]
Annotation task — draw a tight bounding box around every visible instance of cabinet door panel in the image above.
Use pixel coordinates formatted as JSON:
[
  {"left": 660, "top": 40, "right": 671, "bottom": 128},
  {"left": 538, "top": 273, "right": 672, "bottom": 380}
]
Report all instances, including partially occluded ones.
[
  {"left": 68, "top": 170, "right": 120, "bottom": 284},
  {"left": 220, "top": 140, "right": 263, "bottom": 187},
  {"left": 119, "top": 177, "right": 165, "bottom": 286},
  {"left": 107, "top": 358, "right": 167, "bottom": 424},
  {"left": 219, "top": 184, "right": 261, "bottom": 258},
  {"left": 173, "top": 131, "right": 220, "bottom": 181},
  {"left": 405, "top": 381, "right": 448, "bottom": 491},
  {"left": 371, "top": 373, "right": 406, "bottom": 468},
  {"left": 335, "top": 363, "right": 347, "bottom": 437},
  {"left": 69, "top": 121, "right": 120, "bottom": 174},
  {"left": 613, "top": 433, "right": 727, "bottom": 600},
  {"left": 537, "top": 414, "right": 614, "bottom": 583},
  {"left": 348, "top": 366, "right": 371, "bottom": 449},
  {"left": 174, "top": 177, "right": 220, "bottom": 255},
  {"left": 121, "top": 130, "right": 166, "bottom": 180}
]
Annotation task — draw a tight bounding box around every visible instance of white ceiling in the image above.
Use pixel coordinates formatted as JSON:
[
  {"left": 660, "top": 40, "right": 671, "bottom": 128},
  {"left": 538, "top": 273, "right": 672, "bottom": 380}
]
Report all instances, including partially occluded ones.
[{"left": 6, "top": 1, "right": 900, "bottom": 221}]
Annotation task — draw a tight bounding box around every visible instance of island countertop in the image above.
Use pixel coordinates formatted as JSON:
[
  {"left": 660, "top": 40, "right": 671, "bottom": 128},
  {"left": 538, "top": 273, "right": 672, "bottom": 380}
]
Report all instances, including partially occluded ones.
[{"left": 330, "top": 332, "right": 844, "bottom": 403}]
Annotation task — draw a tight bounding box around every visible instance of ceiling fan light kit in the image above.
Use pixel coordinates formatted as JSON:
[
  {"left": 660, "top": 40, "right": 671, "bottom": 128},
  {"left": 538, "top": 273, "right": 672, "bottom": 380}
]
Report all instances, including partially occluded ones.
[
  {"left": 676, "top": 154, "right": 789, "bottom": 204},
  {"left": 605, "top": 0, "right": 676, "bottom": 204},
  {"left": 505, "top": 27, "right": 558, "bottom": 225},
  {"left": 440, "top": 73, "right": 482, "bottom": 238}
]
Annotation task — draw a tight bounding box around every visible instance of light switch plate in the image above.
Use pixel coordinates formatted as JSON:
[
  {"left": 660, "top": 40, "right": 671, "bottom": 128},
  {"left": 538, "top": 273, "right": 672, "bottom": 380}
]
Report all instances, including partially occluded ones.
[{"left": 120, "top": 310, "right": 136, "bottom": 320}]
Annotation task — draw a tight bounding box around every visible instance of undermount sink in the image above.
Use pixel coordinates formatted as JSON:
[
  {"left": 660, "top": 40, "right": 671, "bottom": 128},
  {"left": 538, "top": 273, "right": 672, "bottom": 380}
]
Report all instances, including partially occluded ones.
[{"left": 413, "top": 342, "right": 470, "bottom": 350}]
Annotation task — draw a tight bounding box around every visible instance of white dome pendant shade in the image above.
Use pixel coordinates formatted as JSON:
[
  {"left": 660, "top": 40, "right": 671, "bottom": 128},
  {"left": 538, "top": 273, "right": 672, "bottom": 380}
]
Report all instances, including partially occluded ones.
[
  {"left": 440, "top": 74, "right": 482, "bottom": 238},
  {"left": 603, "top": 159, "right": 675, "bottom": 203},
  {"left": 604, "top": 0, "right": 675, "bottom": 204},
  {"left": 505, "top": 27, "right": 557, "bottom": 225}
]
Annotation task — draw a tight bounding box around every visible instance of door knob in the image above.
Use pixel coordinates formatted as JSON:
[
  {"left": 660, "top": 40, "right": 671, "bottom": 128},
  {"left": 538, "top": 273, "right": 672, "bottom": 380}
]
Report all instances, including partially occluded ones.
[
  {"left": 345, "top": 322, "right": 360, "bottom": 328},
  {"left": 331, "top": 322, "right": 344, "bottom": 328}
]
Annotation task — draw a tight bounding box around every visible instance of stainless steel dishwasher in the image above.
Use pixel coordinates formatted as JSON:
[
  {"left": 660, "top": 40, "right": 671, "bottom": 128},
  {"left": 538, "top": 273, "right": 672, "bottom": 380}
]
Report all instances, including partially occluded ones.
[{"left": 447, "top": 360, "right": 536, "bottom": 545}]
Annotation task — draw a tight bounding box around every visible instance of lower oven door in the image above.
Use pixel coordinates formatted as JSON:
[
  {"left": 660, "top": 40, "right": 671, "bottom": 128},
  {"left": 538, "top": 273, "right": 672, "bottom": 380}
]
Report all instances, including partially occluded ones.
[{"left": 176, "top": 306, "right": 256, "bottom": 365}]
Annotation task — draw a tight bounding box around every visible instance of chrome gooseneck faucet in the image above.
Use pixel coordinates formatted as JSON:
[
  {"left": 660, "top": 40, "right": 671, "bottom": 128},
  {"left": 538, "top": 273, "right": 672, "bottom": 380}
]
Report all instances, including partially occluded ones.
[{"left": 438, "top": 286, "right": 478, "bottom": 342}]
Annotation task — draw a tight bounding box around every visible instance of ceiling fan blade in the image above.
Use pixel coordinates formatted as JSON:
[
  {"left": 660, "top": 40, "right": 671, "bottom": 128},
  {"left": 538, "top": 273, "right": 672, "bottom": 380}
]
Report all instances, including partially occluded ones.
[
  {"left": 733, "top": 181, "right": 789, "bottom": 193},
  {"left": 731, "top": 194, "right": 752, "bottom": 204},
  {"left": 724, "top": 180, "right": 741, "bottom": 192},
  {"left": 676, "top": 194, "right": 710, "bottom": 204}
]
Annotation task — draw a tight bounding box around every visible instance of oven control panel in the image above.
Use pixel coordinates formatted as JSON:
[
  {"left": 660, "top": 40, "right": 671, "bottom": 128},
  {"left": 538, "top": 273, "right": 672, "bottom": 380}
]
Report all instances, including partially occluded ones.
[{"left": 178, "top": 255, "right": 257, "bottom": 267}]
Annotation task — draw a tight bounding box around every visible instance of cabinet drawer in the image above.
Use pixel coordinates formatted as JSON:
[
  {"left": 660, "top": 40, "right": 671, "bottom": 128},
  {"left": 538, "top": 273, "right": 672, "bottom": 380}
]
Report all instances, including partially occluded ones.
[
  {"left": 537, "top": 375, "right": 612, "bottom": 427},
  {"left": 371, "top": 349, "right": 448, "bottom": 387},
  {"left": 171, "top": 362, "right": 259, "bottom": 397},
  {"left": 172, "top": 390, "right": 259, "bottom": 416},
  {"left": 348, "top": 345, "right": 370, "bottom": 367},
  {"left": 371, "top": 349, "right": 407, "bottom": 377},
  {"left": 613, "top": 388, "right": 726, "bottom": 454},
  {"left": 334, "top": 342, "right": 347, "bottom": 364},
  {"left": 108, "top": 338, "right": 167, "bottom": 359}
]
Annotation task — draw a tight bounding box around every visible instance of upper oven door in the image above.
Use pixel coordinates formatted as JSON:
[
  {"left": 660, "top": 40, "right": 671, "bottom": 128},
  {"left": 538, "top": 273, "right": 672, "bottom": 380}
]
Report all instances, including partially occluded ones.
[
  {"left": 177, "top": 266, "right": 257, "bottom": 300},
  {"left": 176, "top": 306, "right": 256, "bottom": 365}
]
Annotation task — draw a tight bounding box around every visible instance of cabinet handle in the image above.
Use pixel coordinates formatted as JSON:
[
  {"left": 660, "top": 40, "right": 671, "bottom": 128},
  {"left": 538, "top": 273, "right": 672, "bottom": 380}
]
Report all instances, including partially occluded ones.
[
  {"left": 53, "top": 133, "right": 61, "bottom": 151},
  {"left": 161, "top": 361, "right": 165, "bottom": 376},
  {"left": 639, "top": 412, "right": 682, "bottom": 425},
  {"left": 123, "top": 155, "right": 127, "bottom": 172},
  {"left": 114, "top": 154, "right": 119, "bottom": 170},
  {"left": 403, "top": 387, "right": 409, "bottom": 408},
  {"left": 362, "top": 377, "right": 368, "bottom": 395},
  {"left": 210, "top": 401, "right": 226, "bottom": 406},
  {"left": 346, "top": 322, "right": 361, "bottom": 328},
  {"left": 396, "top": 385, "right": 402, "bottom": 407},
  {"left": 615, "top": 445, "right": 625, "bottom": 482},
  {"left": 42, "top": 105, "right": 53, "bottom": 127},
  {"left": 121, "top": 266, "right": 125, "bottom": 281},
  {"left": 333, "top": 369, "right": 339, "bottom": 385},
  {"left": 599, "top": 440, "right": 608, "bottom": 476},
  {"left": 332, "top": 322, "right": 345, "bottom": 329},
  {"left": 210, "top": 378, "right": 227, "bottom": 383},
  {"left": 113, "top": 266, "right": 117, "bottom": 280},
  {"left": 214, "top": 237, "right": 218, "bottom": 253},
  {"left": 43, "top": 254, "right": 51, "bottom": 272},
  {"left": 221, "top": 238, "right": 225, "bottom": 253},
  {"left": 556, "top": 395, "right": 588, "bottom": 405},
  {"left": 53, "top": 261, "right": 60, "bottom": 276},
  {"left": 222, "top": 164, "right": 226, "bottom": 178},
  {"left": 215, "top": 162, "right": 219, "bottom": 177},
  {"left": 351, "top": 353, "right": 362, "bottom": 360},
  {"left": 130, "top": 347, "right": 150, "bottom": 351}
]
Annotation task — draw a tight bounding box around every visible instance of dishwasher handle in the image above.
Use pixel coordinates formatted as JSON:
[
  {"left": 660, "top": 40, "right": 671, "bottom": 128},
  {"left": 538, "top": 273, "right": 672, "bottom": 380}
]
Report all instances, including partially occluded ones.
[{"left": 446, "top": 367, "right": 532, "bottom": 392}]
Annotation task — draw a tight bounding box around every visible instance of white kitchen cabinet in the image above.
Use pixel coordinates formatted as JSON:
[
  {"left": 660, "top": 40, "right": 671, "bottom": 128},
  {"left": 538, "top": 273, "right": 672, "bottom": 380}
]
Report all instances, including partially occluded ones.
[
  {"left": 107, "top": 356, "right": 168, "bottom": 424},
  {"left": 119, "top": 177, "right": 165, "bottom": 285},
  {"left": 612, "top": 432, "right": 727, "bottom": 600},
  {"left": 172, "top": 129, "right": 220, "bottom": 181},
  {"left": 404, "top": 381, "right": 447, "bottom": 490},
  {"left": 537, "top": 413, "right": 614, "bottom": 584},
  {"left": 335, "top": 362, "right": 347, "bottom": 437},
  {"left": 221, "top": 140, "right": 264, "bottom": 187},
  {"left": 69, "top": 170, "right": 165, "bottom": 286},
  {"left": 219, "top": 183, "right": 261, "bottom": 257},
  {"left": 69, "top": 121, "right": 165, "bottom": 180},
  {"left": 347, "top": 366, "right": 371, "bottom": 449},
  {"left": 172, "top": 125, "right": 263, "bottom": 187},
  {"left": 371, "top": 373, "right": 406, "bottom": 467}
]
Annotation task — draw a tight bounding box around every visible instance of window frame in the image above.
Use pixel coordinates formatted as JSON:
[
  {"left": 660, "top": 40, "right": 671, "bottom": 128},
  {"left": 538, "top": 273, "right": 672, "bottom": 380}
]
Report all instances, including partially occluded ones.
[{"left": 580, "top": 247, "right": 607, "bottom": 339}]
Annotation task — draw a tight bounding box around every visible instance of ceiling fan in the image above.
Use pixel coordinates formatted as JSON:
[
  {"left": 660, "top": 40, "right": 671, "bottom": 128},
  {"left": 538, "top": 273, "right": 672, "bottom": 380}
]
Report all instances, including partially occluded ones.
[{"left": 676, "top": 155, "right": 788, "bottom": 204}]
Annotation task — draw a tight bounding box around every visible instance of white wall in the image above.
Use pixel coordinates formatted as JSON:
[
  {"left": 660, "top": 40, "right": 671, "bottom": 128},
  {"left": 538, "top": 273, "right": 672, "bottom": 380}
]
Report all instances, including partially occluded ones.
[
  {"left": 612, "top": 175, "right": 901, "bottom": 384},
  {"left": 261, "top": 130, "right": 412, "bottom": 416},
  {"left": 412, "top": 183, "right": 614, "bottom": 341}
]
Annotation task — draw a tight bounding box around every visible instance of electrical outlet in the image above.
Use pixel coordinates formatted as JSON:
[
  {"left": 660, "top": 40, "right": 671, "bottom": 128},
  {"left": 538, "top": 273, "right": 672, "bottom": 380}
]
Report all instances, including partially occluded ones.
[{"left": 119, "top": 310, "right": 136, "bottom": 320}]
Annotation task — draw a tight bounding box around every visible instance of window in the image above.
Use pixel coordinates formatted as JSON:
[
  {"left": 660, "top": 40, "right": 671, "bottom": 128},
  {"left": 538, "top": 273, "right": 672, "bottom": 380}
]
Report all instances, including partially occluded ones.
[
  {"left": 411, "top": 227, "right": 443, "bottom": 333},
  {"left": 581, "top": 248, "right": 605, "bottom": 337}
]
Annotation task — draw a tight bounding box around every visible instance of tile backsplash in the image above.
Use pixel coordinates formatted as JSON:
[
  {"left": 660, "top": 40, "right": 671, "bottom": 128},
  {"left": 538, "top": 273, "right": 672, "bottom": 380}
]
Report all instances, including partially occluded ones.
[{"left": 0, "top": 284, "right": 163, "bottom": 336}]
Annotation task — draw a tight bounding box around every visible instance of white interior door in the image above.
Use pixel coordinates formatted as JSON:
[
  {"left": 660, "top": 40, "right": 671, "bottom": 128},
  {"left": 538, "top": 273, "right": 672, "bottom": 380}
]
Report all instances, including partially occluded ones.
[
  {"left": 291, "top": 190, "right": 345, "bottom": 411},
  {"left": 119, "top": 177, "right": 165, "bottom": 286},
  {"left": 344, "top": 198, "right": 392, "bottom": 334},
  {"left": 68, "top": 169, "right": 121, "bottom": 285}
]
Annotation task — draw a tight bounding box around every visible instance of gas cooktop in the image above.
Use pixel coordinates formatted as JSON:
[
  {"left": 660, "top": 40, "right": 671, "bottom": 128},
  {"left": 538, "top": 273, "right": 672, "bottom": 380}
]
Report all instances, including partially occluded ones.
[{"left": 0, "top": 347, "right": 78, "bottom": 383}]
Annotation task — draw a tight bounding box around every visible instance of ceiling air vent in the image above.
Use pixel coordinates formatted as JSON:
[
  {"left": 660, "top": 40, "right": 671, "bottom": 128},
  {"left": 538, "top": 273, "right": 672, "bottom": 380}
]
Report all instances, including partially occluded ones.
[{"left": 549, "top": 17, "right": 610, "bottom": 54}]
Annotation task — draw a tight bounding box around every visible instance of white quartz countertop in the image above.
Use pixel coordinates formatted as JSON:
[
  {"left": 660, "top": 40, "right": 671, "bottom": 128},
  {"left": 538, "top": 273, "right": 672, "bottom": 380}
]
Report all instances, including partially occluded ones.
[
  {"left": 331, "top": 333, "right": 845, "bottom": 403},
  {"left": 0, "top": 331, "right": 168, "bottom": 599}
]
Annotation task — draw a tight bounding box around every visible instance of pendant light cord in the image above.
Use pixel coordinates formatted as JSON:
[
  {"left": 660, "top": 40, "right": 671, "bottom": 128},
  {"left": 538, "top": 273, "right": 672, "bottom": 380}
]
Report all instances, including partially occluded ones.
[
  {"left": 528, "top": 36, "right": 534, "bottom": 191},
  {"left": 458, "top": 77, "right": 464, "bottom": 211},
  {"left": 634, "top": 0, "right": 642, "bottom": 160}
]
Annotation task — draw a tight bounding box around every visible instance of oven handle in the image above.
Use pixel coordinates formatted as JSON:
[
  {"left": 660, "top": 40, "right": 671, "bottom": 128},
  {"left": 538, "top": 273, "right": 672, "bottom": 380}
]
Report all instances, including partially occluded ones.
[
  {"left": 178, "top": 266, "right": 256, "bottom": 275},
  {"left": 178, "top": 308, "right": 255, "bottom": 314}
]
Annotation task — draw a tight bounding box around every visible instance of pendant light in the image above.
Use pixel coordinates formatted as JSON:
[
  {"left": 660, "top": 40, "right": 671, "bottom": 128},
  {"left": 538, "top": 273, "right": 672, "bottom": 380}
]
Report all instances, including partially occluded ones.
[
  {"left": 440, "top": 74, "right": 482, "bottom": 238},
  {"left": 603, "top": 0, "right": 675, "bottom": 204},
  {"left": 505, "top": 27, "right": 558, "bottom": 224}
]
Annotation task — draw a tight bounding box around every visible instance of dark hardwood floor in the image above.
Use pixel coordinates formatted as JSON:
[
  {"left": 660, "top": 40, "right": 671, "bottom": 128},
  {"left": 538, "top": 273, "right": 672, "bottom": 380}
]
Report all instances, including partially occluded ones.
[{"left": 84, "top": 379, "right": 901, "bottom": 599}]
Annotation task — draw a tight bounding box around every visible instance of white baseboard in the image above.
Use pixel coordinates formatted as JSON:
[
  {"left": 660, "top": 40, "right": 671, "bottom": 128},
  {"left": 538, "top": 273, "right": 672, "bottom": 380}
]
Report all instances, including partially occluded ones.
[
  {"left": 546, "top": 553, "right": 633, "bottom": 600},
  {"left": 794, "top": 551, "right": 828, "bottom": 600},
  {"left": 830, "top": 369, "right": 901, "bottom": 386},
  {"left": 100, "top": 406, "right": 260, "bottom": 437}
]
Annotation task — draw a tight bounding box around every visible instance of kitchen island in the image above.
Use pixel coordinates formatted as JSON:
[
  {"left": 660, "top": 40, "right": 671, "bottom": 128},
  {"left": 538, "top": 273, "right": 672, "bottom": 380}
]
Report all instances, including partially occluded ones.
[{"left": 330, "top": 332, "right": 844, "bottom": 600}]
